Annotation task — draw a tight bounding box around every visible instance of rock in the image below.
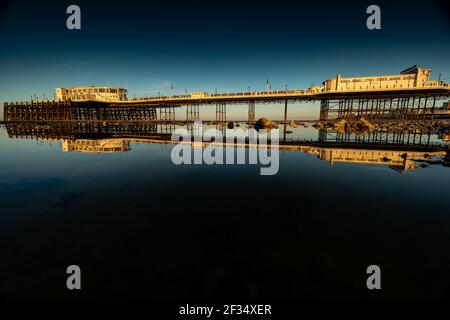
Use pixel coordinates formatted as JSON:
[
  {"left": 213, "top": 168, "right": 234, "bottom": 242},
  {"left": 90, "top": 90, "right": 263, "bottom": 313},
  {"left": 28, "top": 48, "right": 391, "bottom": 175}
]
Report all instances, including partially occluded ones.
[
  {"left": 439, "top": 120, "right": 450, "bottom": 130},
  {"left": 333, "top": 119, "right": 349, "bottom": 133},
  {"left": 354, "top": 117, "right": 375, "bottom": 131},
  {"left": 255, "top": 118, "right": 278, "bottom": 131},
  {"left": 313, "top": 121, "right": 326, "bottom": 129},
  {"left": 34, "top": 124, "right": 51, "bottom": 130}
]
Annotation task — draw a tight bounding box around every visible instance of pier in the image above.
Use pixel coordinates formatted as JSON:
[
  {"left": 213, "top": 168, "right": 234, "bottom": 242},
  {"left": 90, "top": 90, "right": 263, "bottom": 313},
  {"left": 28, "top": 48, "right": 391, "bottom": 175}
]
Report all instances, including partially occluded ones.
[{"left": 3, "top": 66, "right": 450, "bottom": 123}]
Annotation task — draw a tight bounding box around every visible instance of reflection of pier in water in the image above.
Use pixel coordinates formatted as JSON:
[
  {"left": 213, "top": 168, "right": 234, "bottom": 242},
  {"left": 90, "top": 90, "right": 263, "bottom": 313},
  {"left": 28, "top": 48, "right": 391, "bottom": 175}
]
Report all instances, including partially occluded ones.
[
  {"left": 62, "top": 139, "right": 131, "bottom": 153},
  {"left": 317, "top": 126, "right": 446, "bottom": 147},
  {"left": 4, "top": 121, "right": 449, "bottom": 171},
  {"left": 311, "top": 147, "right": 442, "bottom": 172},
  {"left": 5, "top": 121, "right": 170, "bottom": 140}
]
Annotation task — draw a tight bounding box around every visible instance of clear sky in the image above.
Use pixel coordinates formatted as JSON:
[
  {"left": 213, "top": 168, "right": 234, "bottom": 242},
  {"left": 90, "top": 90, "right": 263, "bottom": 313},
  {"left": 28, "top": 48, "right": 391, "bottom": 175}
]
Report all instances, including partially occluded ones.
[{"left": 0, "top": 0, "right": 449, "bottom": 119}]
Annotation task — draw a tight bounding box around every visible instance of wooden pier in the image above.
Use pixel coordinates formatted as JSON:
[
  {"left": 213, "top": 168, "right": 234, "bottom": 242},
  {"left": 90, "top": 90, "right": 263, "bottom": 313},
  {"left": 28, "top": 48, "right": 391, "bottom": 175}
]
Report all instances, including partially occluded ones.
[
  {"left": 3, "top": 100, "right": 163, "bottom": 122},
  {"left": 319, "top": 94, "right": 443, "bottom": 121},
  {"left": 4, "top": 91, "right": 449, "bottom": 124}
]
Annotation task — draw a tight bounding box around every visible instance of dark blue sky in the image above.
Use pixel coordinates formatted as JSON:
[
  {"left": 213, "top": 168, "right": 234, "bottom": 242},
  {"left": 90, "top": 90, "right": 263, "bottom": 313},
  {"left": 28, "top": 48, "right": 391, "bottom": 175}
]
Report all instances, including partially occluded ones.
[{"left": 0, "top": 0, "right": 449, "bottom": 104}]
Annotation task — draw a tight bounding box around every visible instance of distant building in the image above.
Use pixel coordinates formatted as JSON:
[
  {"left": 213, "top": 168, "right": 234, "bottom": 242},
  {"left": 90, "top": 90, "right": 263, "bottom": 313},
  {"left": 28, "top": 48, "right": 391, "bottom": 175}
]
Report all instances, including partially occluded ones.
[
  {"left": 190, "top": 92, "right": 209, "bottom": 98},
  {"left": 322, "top": 65, "right": 442, "bottom": 92},
  {"left": 55, "top": 86, "right": 127, "bottom": 102}
]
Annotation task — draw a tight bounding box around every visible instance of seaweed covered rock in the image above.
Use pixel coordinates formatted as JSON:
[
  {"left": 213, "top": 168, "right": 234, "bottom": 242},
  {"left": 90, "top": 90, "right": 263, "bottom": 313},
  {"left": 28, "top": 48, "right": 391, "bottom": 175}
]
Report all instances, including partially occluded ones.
[
  {"left": 333, "top": 119, "right": 349, "bottom": 133},
  {"left": 354, "top": 117, "right": 375, "bottom": 131},
  {"left": 313, "top": 121, "right": 326, "bottom": 129},
  {"left": 255, "top": 118, "right": 278, "bottom": 131}
]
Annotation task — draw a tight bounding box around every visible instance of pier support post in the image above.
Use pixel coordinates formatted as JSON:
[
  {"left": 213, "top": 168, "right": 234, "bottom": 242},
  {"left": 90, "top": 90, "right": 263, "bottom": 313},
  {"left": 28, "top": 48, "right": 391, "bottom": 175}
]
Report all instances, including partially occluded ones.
[
  {"left": 159, "top": 123, "right": 175, "bottom": 135},
  {"left": 3, "top": 102, "right": 8, "bottom": 122},
  {"left": 431, "top": 96, "right": 436, "bottom": 120},
  {"left": 147, "top": 108, "right": 157, "bottom": 121},
  {"left": 216, "top": 103, "right": 226, "bottom": 122},
  {"left": 159, "top": 106, "right": 175, "bottom": 122},
  {"left": 248, "top": 101, "right": 255, "bottom": 123},
  {"left": 186, "top": 104, "right": 199, "bottom": 121},
  {"left": 320, "top": 100, "right": 329, "bottom": 121},
  {"left": 318, "top": 128, "right": 328, "bottom": 142},
  {"left": 284, "top": 99, "right": 288, "bottom": 123}
]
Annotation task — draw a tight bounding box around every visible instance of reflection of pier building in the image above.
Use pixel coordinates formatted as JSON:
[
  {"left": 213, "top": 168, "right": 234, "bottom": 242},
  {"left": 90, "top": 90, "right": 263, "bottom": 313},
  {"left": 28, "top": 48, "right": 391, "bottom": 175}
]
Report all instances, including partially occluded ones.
[
  {"left": 55, "top": 86, "right": 127, "bottom": 102},
  {"left": 4, "top": 121, "right": 448, "bottom": 171},
  {"left": 318, "top": 127, "right": 441, "bottom": 147},
  {"left": 314, "top": 148, "right": 430, "bottom": 171},
  {"left": 61, "top": 139, "right": 130, "bottom": 153}
]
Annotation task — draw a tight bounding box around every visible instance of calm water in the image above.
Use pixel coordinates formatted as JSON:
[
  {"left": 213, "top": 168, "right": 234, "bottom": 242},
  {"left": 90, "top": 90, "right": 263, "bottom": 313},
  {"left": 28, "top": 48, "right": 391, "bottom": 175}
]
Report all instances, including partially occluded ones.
[{"left": 1, "top": 123, "right": 450, "bottom": 300}]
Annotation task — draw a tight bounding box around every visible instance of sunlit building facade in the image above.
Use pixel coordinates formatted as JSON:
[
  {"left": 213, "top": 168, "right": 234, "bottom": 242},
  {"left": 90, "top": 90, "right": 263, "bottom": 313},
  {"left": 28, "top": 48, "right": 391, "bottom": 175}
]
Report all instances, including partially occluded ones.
[
  {"left": 55, "top": 86, "right": 128, "bottom": 102},
  {"left": 322, "top": 65, "right": 442, "bottom": 92}
]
